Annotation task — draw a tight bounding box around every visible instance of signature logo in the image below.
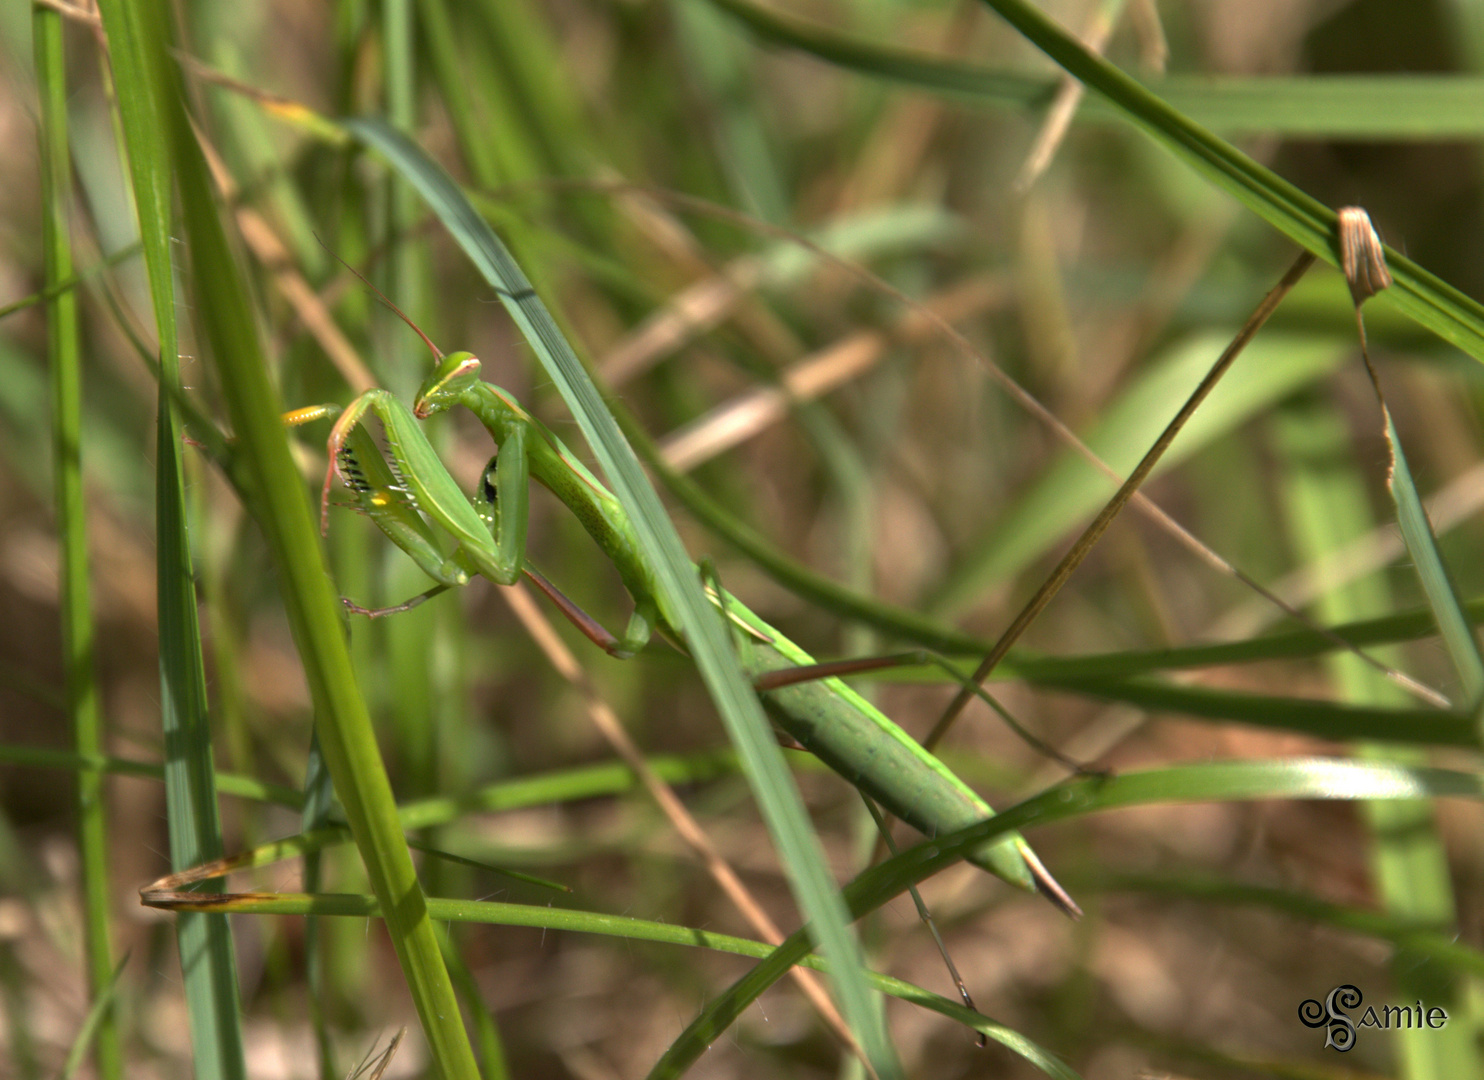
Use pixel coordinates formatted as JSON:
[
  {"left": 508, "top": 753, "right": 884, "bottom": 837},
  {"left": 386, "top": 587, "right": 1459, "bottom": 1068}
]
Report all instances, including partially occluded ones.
[{"left": 1299, "top": 985, "right": 1449, "bottom": 1052}]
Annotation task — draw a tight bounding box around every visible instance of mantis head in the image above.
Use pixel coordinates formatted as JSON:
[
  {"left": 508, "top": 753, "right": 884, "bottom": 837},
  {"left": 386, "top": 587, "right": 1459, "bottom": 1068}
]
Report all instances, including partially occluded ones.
[{"left": 414, "top": 351, "right": 482, "bottom": 418}]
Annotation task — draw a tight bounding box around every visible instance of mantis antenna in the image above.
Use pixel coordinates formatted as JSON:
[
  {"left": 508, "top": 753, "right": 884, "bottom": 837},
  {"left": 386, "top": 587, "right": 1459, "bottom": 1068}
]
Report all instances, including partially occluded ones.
[{"left": 314, "top": 235, "right": 445, "bottom": 363}]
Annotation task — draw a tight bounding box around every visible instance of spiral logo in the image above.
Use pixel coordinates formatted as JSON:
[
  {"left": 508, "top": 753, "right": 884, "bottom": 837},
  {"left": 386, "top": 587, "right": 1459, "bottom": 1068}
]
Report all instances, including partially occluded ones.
[{"left": 1298, "top": 985, "right": 1362, "bottom": 1052}]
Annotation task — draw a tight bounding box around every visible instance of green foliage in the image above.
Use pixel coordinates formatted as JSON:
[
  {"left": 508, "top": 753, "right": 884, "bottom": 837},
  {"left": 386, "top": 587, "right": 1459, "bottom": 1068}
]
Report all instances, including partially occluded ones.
[{"left": 5, "top": 0, "right": 1484, "bottom": 1077}]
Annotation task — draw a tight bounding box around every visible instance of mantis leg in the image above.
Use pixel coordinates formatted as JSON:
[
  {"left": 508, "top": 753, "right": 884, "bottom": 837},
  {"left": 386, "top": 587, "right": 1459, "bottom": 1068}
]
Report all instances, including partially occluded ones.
[
  {"left": 325, "top": 404, "right": 658, "bottom": 654},
  {"left": 289, "top": 403, "right": 467, "bottom": 588},
  {"left": 509, "top": 553, "right": 658, "bottom": 660},
  {"left": 326, "top": 389, "right": 528, "bottom": 586}
]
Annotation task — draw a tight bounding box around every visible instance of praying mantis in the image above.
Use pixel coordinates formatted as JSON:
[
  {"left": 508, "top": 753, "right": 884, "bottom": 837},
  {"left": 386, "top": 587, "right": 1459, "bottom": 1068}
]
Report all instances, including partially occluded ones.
[{"left": 294, "top": 293, "right": 1077, "bottom": 917}]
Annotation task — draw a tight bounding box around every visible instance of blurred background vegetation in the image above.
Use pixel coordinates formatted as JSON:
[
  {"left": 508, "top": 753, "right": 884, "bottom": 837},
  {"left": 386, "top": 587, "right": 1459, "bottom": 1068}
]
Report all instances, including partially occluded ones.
[{"left": 4, "top": 0, "right": 1484, "bottom": 1077}]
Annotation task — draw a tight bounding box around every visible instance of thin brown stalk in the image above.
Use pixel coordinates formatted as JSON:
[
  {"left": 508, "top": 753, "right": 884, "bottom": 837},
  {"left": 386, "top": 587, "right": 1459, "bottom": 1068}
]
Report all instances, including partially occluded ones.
[
  {"left": 1127, "top": 0, "right": 1169, "bottom": 71},
  {"left": 495, "top": 582, "right": 875, "bottom": 1076},
  {"left": 534, "top": 179, "right": 1442, "bottom": 710},
  {"left": 923, "top": 249, "right": 1320, "bottom": 752},
  {"left": 33, "top": 0, "right": 99, "bottom": 26},
  {"left": 193, "top": 130, "right": 376, "bottom": 392}
]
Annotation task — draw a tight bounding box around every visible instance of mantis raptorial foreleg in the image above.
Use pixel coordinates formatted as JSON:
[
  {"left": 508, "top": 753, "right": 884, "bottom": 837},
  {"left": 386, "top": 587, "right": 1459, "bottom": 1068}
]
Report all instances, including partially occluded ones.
[{"left": 294, "top": 391, "right": 660, "bottom": 656}]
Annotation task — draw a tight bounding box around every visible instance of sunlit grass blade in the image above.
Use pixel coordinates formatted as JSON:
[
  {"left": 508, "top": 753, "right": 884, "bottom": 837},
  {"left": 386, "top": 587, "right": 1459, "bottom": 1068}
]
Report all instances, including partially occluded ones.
[
  {"left": 1276, "top": 397, "right": 1477, "bottom": 1080},
  {"left": 651, "top": 756, "right": 1484, "bottom": 1078},
  {"left": 707, "top": 0, "right": 1484, "bottom": 138},
  {"left": 343, "top": 117, "right": 903, "bottom": 1080},
  {"left": 92, "top": 1, "right": 246, "bottom": 1076},
  {"left": 34, "top": 10, "right": 121, "bottom": 1079},
  {"left": 142, "top": 887, "right": 1074, "bottom": 1079},
  {"left": 1383, "top": 413, "right": 1484, "bottom": 710},
  {"left": 92, "top": 5, "right": 479, "bottom": 1077}
]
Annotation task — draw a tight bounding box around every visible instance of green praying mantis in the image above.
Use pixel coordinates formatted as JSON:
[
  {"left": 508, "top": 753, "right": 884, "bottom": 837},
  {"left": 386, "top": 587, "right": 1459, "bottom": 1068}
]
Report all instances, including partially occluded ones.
[{"left": 292, "top": 290, "right": 1078, "bottom": 918}]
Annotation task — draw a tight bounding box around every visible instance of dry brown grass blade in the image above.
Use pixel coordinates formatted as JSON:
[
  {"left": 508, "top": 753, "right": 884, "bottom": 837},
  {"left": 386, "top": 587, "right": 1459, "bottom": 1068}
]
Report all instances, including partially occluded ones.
[
  {"left": 1339, "top": 205, "right": 1394, "bottom": 308},
  {"left": 1014, "top": 0, "right": 1120, "bottom": 193},
  {"left": 601, "top": 183, "right": 802, "bottom": 385},
  {"left": 193, "top": 129, "right": 376, "bottom": 392},
  {"left": 350, "top": 1028, "right": 405, "bottom": 1080},
  {"left": 34, "top": 0, "right": 99, "bottom": 26},
  {"left": 659, "top": 275, "right": 1008, "bottom": 470},
  {"left": 598, "top": 252, "right": 768, "bottom": 386},
  {"left": 1128, "top": 0, "right": 1169, "bottom": 71}
]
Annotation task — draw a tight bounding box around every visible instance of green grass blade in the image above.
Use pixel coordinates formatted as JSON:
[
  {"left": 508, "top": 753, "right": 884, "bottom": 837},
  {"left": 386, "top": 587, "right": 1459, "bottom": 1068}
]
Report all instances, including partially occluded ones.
[
  {"left": 1380, "top": 408, "right": 1484, "bottom": 710},
  {"left": 652, "top": 756, "right": 1484, "bottom": 1077},
  {"left": 179, "top": 121, "right": 483, "bottom": 1080},
  {"left": 1025, "top": 677, "right": 1470, "bottom": 747},
  {"left": 93, "top": 7, "right": 480, "bottom": 1077},
  {"left": 708, "top": 0, "right": 1484, "bottom": 362},
  {"left": 707, "top": 0, "right": 1484, "bottom": 138},
  {"left": 1276, "top": 397, "right": 1477, "bottom": 1080},
  {"left": 33, "top": 10, "right": 121, "bottom": 1079},
  {"left": 151, "top": 890, "right": 1075, "bottom": 1079},
  {"left": 92, "top": 1, "right": 246, "bottom": 1076},
  {"left": 998, "top": 599, "right": 1484, "bottom": 681},
  {"left": 343, "top": 117, "right": 903, "bottom": 1080}
]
